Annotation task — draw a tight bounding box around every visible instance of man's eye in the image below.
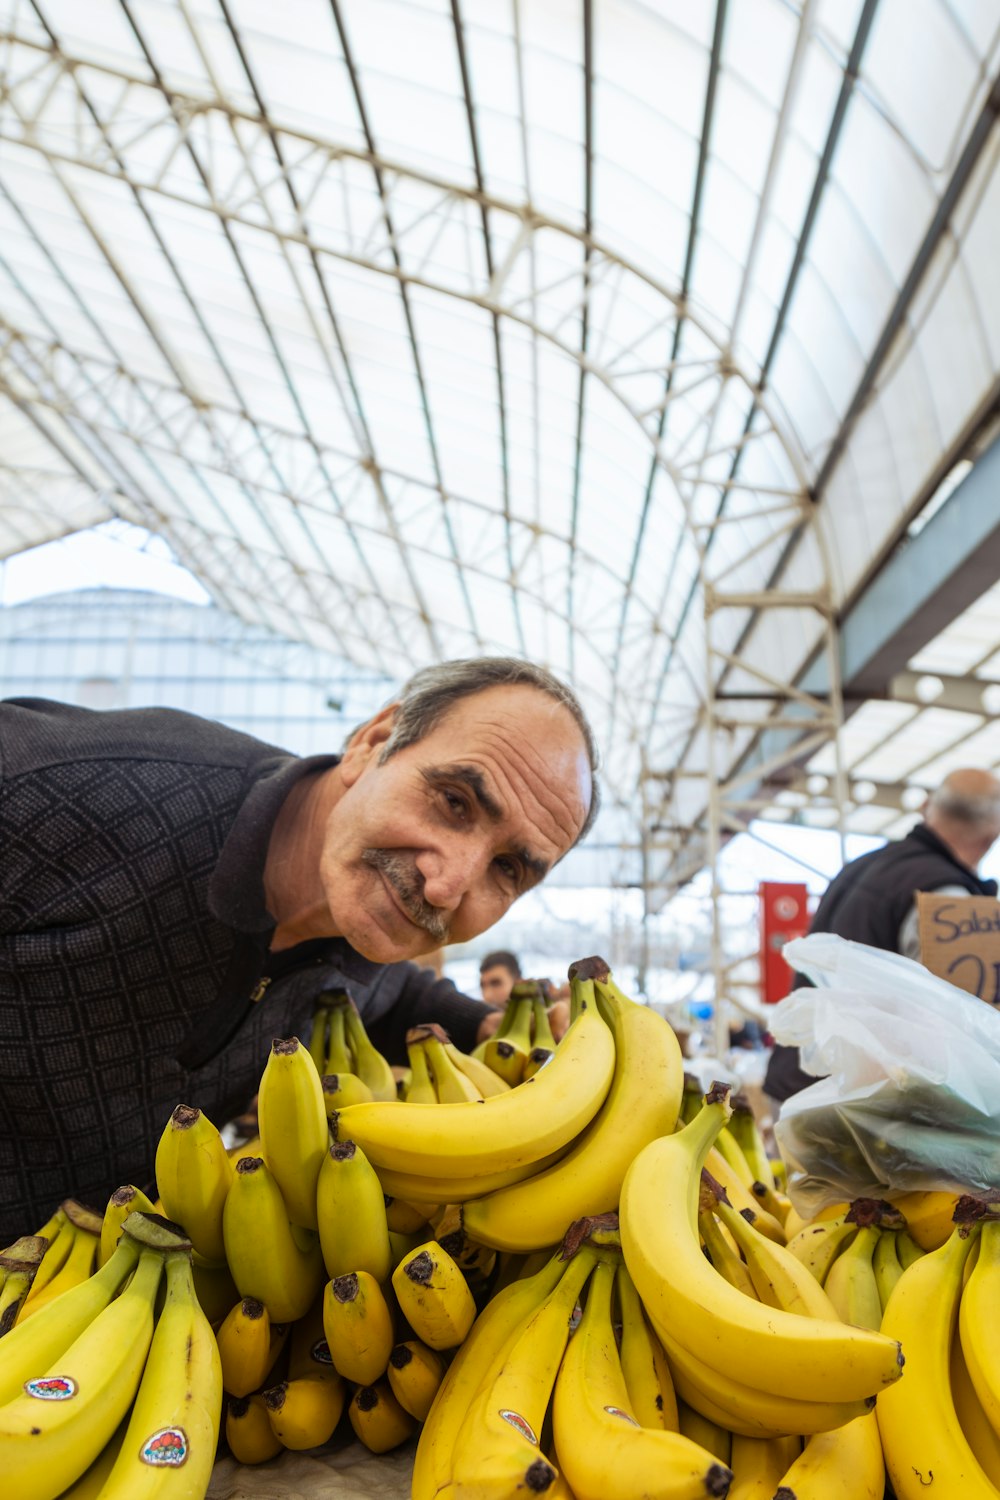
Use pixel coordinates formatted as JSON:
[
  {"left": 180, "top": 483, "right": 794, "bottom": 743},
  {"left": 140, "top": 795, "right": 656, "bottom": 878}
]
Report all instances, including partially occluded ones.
[
  {"left": 494, "top": 856, "right": 520, "bottom": 884},
  {"left": 443, "top": 790, "right": 467, "bottom": 816}
]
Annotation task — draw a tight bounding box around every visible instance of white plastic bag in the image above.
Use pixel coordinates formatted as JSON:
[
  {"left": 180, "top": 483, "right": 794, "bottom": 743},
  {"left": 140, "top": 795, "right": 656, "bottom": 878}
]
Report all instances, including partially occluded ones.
[{"left": 770, "top": 933, "right": 1000, "bottom": 1214}]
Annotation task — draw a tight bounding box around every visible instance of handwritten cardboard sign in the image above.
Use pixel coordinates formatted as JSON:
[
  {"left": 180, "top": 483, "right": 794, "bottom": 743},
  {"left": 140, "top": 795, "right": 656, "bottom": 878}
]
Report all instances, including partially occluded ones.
[{"left": 917, "top": 892, "right": 1000, "bottom": 1003}]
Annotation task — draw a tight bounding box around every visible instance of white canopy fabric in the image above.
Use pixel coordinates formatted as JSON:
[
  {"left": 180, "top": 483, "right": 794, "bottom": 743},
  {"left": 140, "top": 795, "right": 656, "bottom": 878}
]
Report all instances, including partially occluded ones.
[{"left": 1, "top": 0, "right": 998, "bottom": 889}]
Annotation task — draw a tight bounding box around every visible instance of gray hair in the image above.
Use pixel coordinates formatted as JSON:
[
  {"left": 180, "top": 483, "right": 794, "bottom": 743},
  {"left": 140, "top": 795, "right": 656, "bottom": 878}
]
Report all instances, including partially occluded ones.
[
  {"left": 928, "top": 783, "right": 1000, "bottom": 829},
  {"left": 363, "top": 657, "right": 600, "bottom": 844}
]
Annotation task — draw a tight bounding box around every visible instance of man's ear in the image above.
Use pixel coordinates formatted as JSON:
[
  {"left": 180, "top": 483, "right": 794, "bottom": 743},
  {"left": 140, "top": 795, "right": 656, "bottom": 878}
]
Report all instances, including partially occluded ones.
[{"left": 338, "top": 702, "right": 400, "bottom": 787}]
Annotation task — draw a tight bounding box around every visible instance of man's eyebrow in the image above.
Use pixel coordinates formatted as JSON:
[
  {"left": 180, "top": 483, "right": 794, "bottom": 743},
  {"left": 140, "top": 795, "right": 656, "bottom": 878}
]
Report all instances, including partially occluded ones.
[{"left": 423, "top": 765, "right": 550, "bottom": 884}]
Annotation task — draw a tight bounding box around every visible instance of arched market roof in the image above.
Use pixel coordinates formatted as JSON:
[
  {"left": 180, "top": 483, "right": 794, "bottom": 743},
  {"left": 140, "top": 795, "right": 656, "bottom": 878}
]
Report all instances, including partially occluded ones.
[{"left": 1, "top": 0, "right": 999, "bottom": 894}]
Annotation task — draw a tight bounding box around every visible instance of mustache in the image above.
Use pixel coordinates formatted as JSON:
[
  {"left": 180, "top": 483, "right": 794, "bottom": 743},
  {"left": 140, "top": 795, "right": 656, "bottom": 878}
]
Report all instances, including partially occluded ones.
[{"left": 361, "top": 849, "right": 449, "bottom": 944}]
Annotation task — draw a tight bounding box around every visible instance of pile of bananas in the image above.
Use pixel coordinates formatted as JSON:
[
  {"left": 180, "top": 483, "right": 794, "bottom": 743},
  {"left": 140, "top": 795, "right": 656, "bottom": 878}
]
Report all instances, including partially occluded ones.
[
  {"left": 5, "top": 952, "right": 1000, "bottom": 1500},
  {"left": 0, "top": 1210, "right": 221, "bottom": 1500}
]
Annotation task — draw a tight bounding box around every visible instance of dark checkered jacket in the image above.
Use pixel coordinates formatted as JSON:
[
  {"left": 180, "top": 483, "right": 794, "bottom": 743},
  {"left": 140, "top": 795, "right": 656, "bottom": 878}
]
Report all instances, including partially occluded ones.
[{"left": 0, "top": 699, "right": 487, "bottom": 1242}]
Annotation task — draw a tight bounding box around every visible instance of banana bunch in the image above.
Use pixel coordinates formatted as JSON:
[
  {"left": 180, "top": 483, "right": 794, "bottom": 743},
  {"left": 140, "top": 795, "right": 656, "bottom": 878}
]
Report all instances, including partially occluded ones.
[
  {"left": 414, "top": 1216, "right": 732, "bottom": 1500},
  {"left": 12, "top": 1201, "right": 103, "bottom": 1322},
  {"left": 477, "top": 980, "right": 543, "bottom": 1085},
  {"left": 333, "top": 958, "right": 619, "bottom": 1213},
  {"left": 785, "top": 1197, "right": 925, "bottom": 1324},
  {"left": 620, "top": 1084, "right": 905, "bottom": 1447},
  {"left": 462, "top": 961, "right": 684, "bottom": 1252},
  {"left": 0, "top": 1210, "right": 222, "bottom": 1500},
  {"left": 877, "top": 1202, "right": 1000, "bottom": 1498},
  {"left": 308, "top": 989, "right": 397, "bottom": 1105},
  {"left": 401, "top": 1023, "right": 509, "bottom": 1103}
]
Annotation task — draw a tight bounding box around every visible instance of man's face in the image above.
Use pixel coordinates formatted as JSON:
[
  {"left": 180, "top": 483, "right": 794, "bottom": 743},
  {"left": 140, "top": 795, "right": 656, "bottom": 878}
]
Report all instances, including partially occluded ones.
[
  {"left": 319, "top": 684, "right": 592, "bottom": 963},
  {"left": 480, "top": 964, "right": 515, "bottom": 1005}
]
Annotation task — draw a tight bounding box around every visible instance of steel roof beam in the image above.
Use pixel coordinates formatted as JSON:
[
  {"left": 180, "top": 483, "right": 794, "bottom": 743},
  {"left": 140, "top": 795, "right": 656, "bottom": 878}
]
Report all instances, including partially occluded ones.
[{"left": 805, "top": 427, "right": 1000, "bottom": 700}]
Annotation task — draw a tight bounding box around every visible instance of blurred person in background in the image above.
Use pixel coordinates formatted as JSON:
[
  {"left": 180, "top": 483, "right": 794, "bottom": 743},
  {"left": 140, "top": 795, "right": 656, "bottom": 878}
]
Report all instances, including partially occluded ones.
[
  {"left": 765, "top": 768, "right": 1000, "bottom": 1105},
  {"left": 478, "top": 949, "right": 522, "bottom": 1005}
]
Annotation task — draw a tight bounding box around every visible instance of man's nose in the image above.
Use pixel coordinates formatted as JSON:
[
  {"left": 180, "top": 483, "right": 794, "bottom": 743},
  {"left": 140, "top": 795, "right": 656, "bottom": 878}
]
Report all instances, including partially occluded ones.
[{"left": 416, "top": 844, "right": 486, "bottom": 910}]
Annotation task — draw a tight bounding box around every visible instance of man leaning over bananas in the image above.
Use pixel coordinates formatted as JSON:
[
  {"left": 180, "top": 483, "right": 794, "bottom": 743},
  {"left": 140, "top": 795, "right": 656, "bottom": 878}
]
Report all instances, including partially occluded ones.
[{"left": 0, "top": 657, "right": 598, "bottom": 1243}]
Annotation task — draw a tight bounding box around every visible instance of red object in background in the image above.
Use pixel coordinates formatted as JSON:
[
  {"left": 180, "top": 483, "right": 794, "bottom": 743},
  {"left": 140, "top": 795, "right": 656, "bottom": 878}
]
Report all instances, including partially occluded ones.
[{"left": 759, "top": 881, "right": 810, "bottom": 1004}]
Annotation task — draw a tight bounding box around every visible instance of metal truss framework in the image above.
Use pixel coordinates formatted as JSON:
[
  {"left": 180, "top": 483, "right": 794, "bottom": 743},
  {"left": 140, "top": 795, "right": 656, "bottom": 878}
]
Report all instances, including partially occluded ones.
[{"left": 0, "top": 21, "right": 846, "bottom": 914}]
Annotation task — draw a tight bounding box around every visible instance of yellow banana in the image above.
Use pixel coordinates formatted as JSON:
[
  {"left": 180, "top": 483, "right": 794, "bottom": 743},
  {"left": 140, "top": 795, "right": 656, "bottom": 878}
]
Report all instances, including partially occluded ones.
[
  {"left": 959, "top": 1216, "right": 1000, "bottom": 1440},
  {"left": 322, "top": 1270, "right": 395, "bottom": 1385},
  {"left": 389, "top": 1227, "right": 429, "bottom": 1272},
  {"left": 897, "top": 1228, "right": 925, "bottom": 1268},
  {"left": 617, "top": 1262, "right": 679, "bottom": 1430},
  {"left": 952, "top": 1320, "right": 1000, "bottom": 1487},
  {"left": 451, "top": 1245, "right": 598, "bottom": 1497},
  {"left": 154, "top": 1105, "right": 234, "bottom": 1264},
  {"left": 422, "top": 1028, "right": 484, "bottom": 1102},
  {"left": 392, "top": 1241, "right": 477, "bottom": 1351},
  {"left": 324, "top": 998, "right": 353, "bottom": 1075},
  {"left": 552, "top": 1255, "right": 733, "bottom": 1500},
  {"left": 405, "top": 1034, "right": 439, "bottom": 1102},
  {"left": 344, "top": 999, "right": 398, "bottom": 1102},
  {"left": 785, "top": 1215, "right": 857, "bottom": 1283},
  {"left": 286, "top": 1292, "right": 335, "bottom": 1380},
  {"left": 321, "top": 1071, "right": 374, "bottom": 1112},
  {"left": 387, "top": 1340, "right": 446, "bottom": 1422},
  {"left": 224, "top": 1393, "right": 282, "bottom": 1464},
  {"left": 714, "top": 1125, "right": 756, "bottom": 1189},
  {"left": 55, "top": 1420, "right": 126, "bottom": 1499},
  {"left": 0, "top": 1247, "right": 163, "bottom": 1500},
  {"left": 190, "top": 1258, "right": 240, "bottom": 1325},
  {"left": 483, "top": 991, "right": 535, "bottom": 1084},
  {"left": 888, "top": 1189, "right": 961, "bottom": 1251},
  {"left": 443, "top": 1040, "right": 511, "bottom": 1098},
  {"left": 0, "top": 1237, "right": 48, "bottom": 1333},
  {"left": 0, "top": 1233, "right": 140, "bottom": 1405},
  {"left": 823, "top": 1224, "right": 883, "bottom": 1329},
  {"left": 677, "top": 1400, "right": 731, "bottom": 1467},
  {"left": 532, "top": 993, "right": 556, "bottom": 1048},
  {"left": 374, "top": 1146, "right": 567, "bottom": 1206},
  {"left": 335, "top": 1000, "right": 615, "bottom": 1179},
  {"left": 385, "top": 1198, "right": 431, "bottom": 1234},
  {"left": 20, "top": 1210, "right": 73, "bottom": 1301},
  {"left": 94, "top": 1251, "right": 222, "bottom": 1500},
  {"left": 257, "top": 1035, "right": 329, "bottom": 1231},
  {"left": 878, "top": 1224, "right": 995, "bottom": 1499},
  {"left": 521, "top": 1045, "right": 553, "bottom": 1080},
  {"left": 221, "top": 1155, "right": 324, "bottom": 1322},
  {"left": 411, "top": 1251, "right": 570, "bottom": 1500},
  {"left": 20, "top": 1219, "right": 100, "bottom": 1319},
  {"left": 773, "top": 1411, "right": 884, "bottom": 1499},
  {"left": 308, "top": 999, "right": 330, "bottom": 1075},
  {"left": 661, "top": 1326, "right": 876, "bottom": 1440},
  {"left": 712, "top": 1189, "right": 839, "bottom": 1319},
  {"left": 463, "top": 977, "right": 682, "bottom": 1253},
  {"left": 98, "top": 1185, "right": 156, "bottom": 1270},
  {"left": 726, "top": 1099, "right": 777, "bottom": 1191},
  {"left": 316, "top": 1139, "right": 392, "bottom": 1284},
  {"left": 728, "top": 1432, "right": 801, "bottom": 1500},
  {"left": 264, "top": 1373, "right": 346, "bottom": 1449},
  {"left": 215, "top": 1297, "right": 279, "bottom": 1398},
  {"left": 704, "top": 1148, "right": 785, "bottom": 1243},
  {"left": 871, "top": 1228, "right": 905, "bottom": 1313},
  {"left": 749, "top": 1177, "right": 792, "bottom": 1228},
  {"left": 349, "top": 1378, "right": 417, "bottom": 1453},
  {"left": 698, "top": 1208, "right": 759, "bottom": 1301},
  {"left": 437, "top": 1227, "right": 496, "bottom": 1287},
  {"left": 620, "top": 1091, "right": 903, "bottom": 1405}
]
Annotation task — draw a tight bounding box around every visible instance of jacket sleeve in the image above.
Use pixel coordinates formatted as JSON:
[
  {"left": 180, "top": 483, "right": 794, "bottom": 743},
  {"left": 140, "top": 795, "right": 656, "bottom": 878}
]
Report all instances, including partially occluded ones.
[{"left": 363, "top": 968, "right": 495, "bottom": 1065}]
